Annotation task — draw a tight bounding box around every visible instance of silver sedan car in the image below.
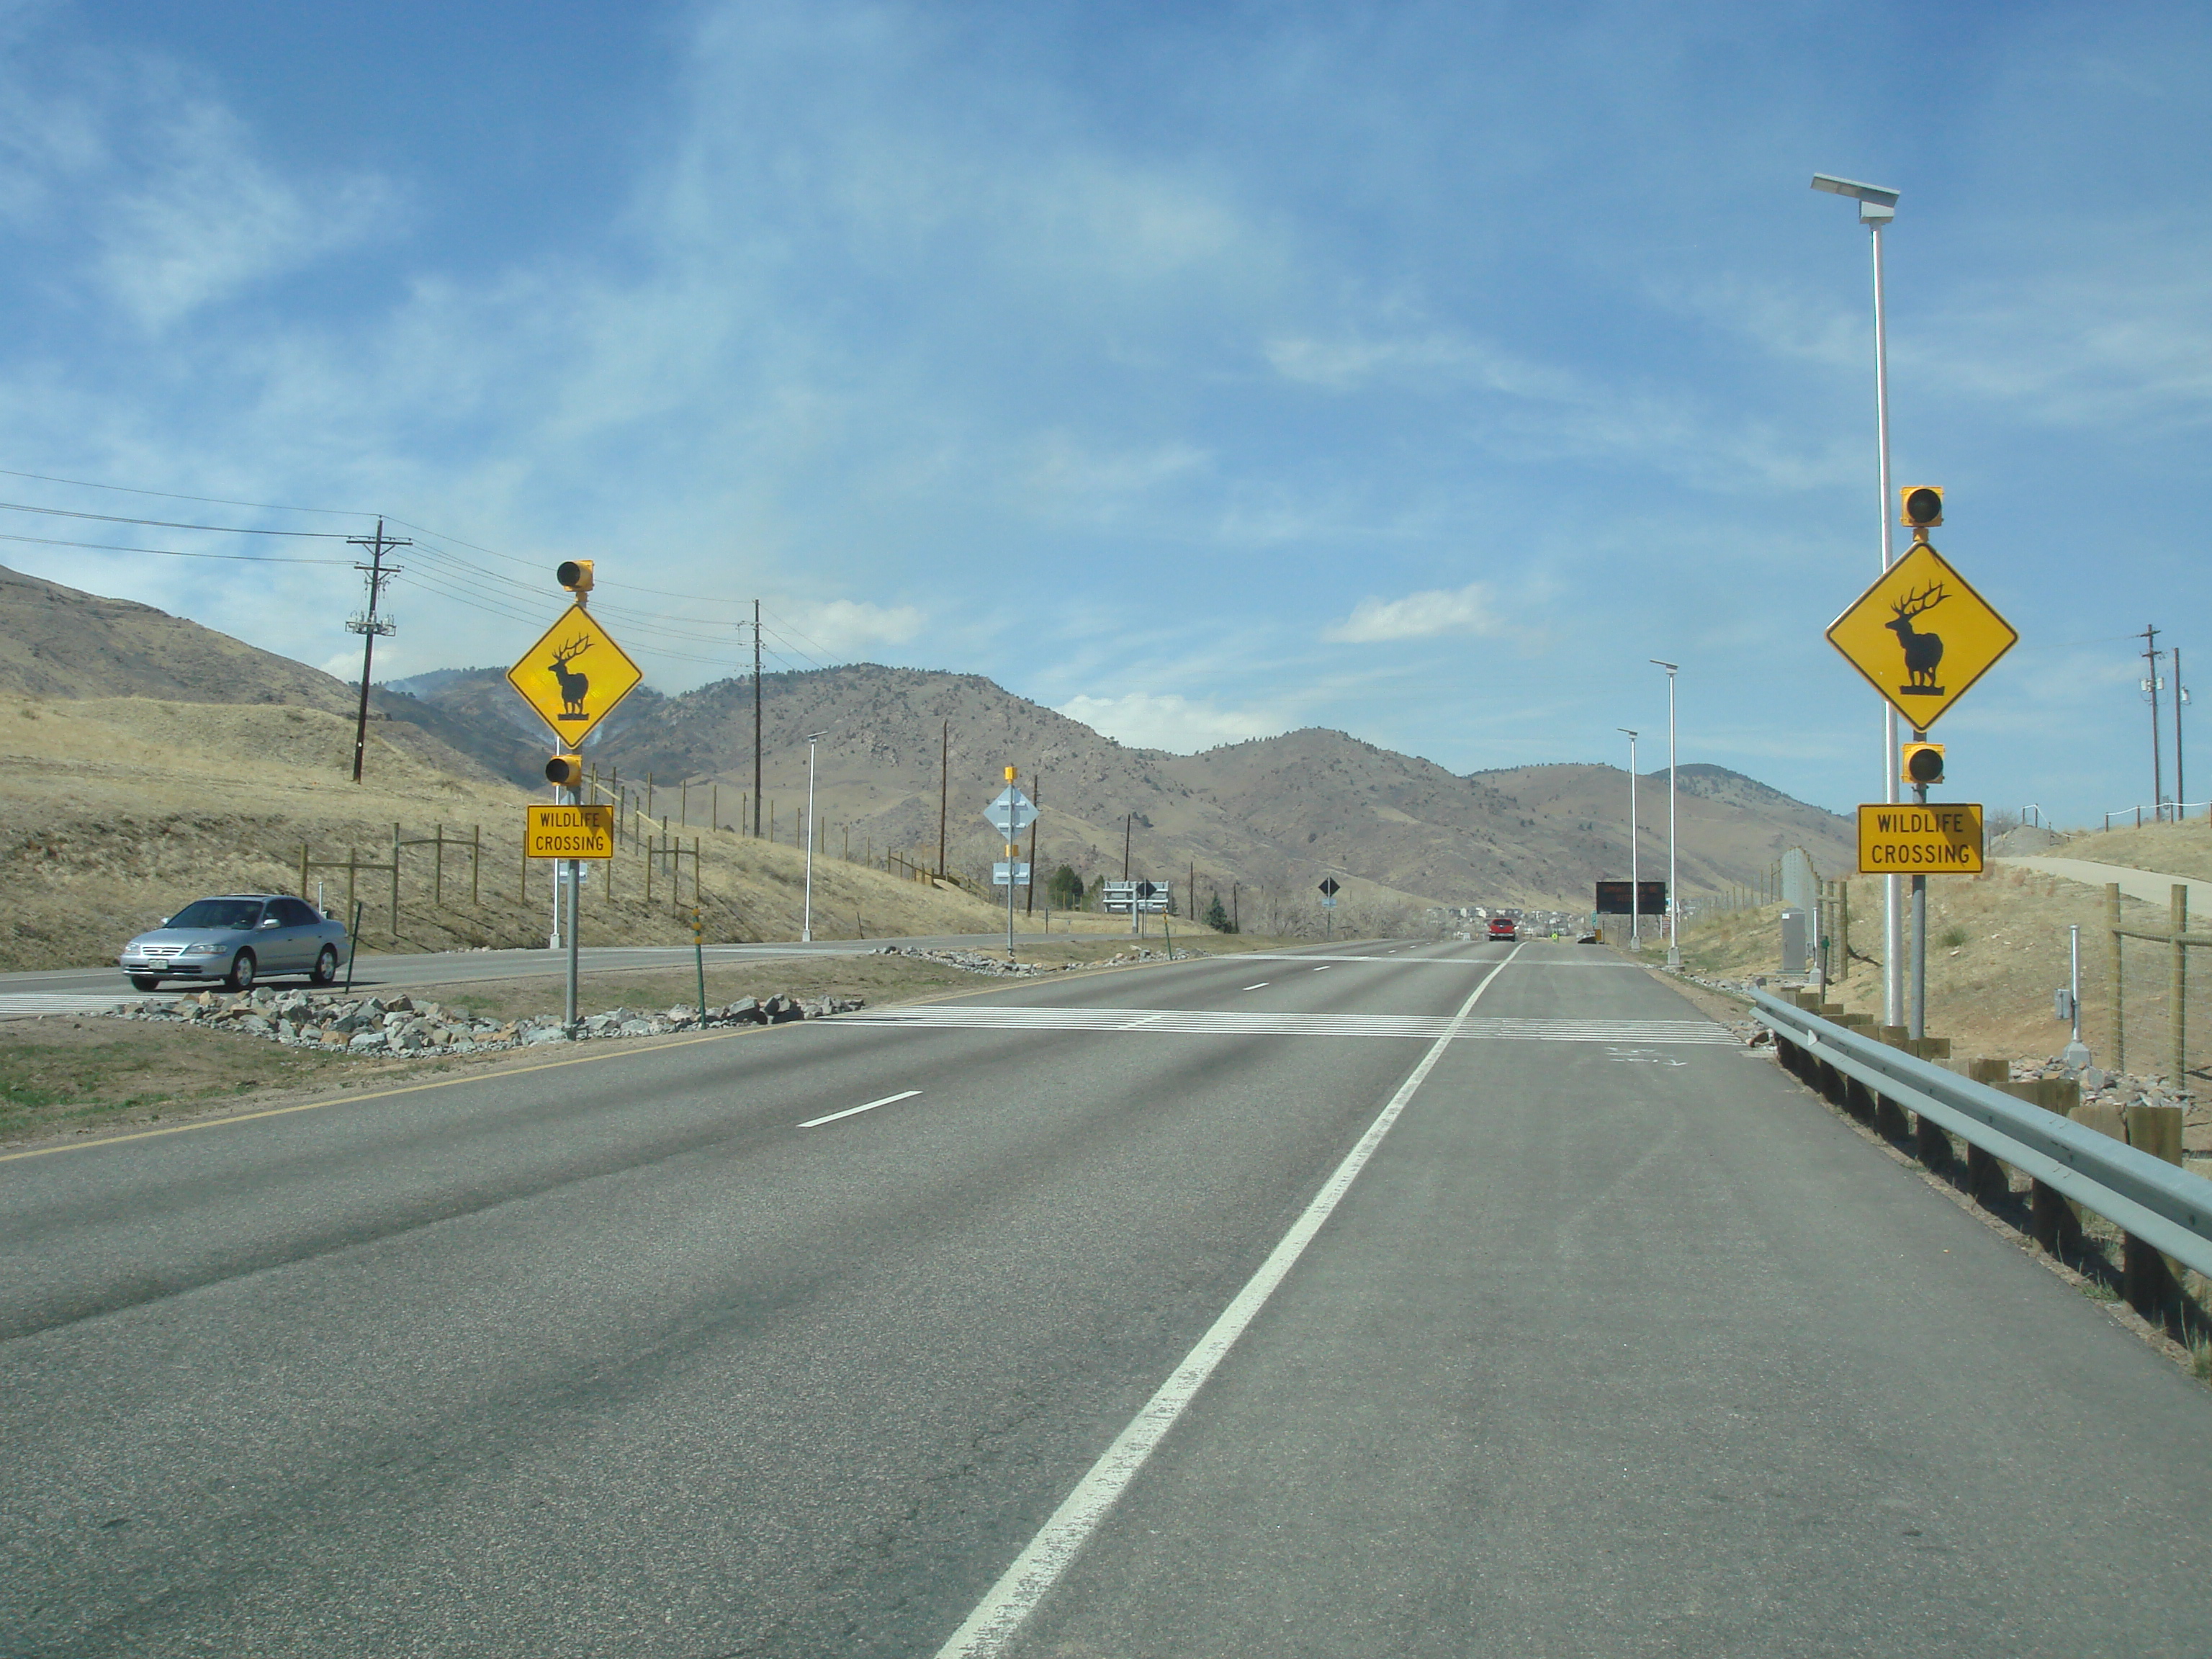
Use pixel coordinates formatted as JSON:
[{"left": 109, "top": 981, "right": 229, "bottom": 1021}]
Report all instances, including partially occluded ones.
[{"left": 119, "top": 894, "right": 354, "bottom": 992}]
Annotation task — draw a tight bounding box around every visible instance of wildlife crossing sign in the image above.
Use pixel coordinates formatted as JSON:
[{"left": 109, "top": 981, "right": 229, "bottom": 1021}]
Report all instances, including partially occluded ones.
[
  {"left": 1825, "top": 541, "right": 2016, "bottom": 730},
  {"left": 506, "top": 604, "right": 644, "bottom": 746}
]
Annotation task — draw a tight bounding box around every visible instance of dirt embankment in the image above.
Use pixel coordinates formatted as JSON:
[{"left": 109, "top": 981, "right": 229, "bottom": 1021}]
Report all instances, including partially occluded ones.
[{"left": 1680, "top": 826, "right": 2212, "bottom": 1085}]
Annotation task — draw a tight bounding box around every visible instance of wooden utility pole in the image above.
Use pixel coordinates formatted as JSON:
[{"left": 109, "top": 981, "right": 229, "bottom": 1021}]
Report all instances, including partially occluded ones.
[
  {"left": 1025, "top": 776, "right": 1040, "bottom": 917},
  {"left": 937, "top": 719, "right": 949, "bottom": 879},
  {"left": 752, "top": 601, "right": 763, "bottom": 837},
  {"left": 345, "top": 518, "right": 408, "bottom": 783}
]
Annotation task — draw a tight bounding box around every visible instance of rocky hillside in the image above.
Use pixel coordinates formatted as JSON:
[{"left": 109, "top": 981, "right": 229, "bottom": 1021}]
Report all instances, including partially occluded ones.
[
  {"left": 405, "top": 662, "right": 1856, "bottom": 913},
  {"left": 2, "top": 565, "right": 1858, "bottom": 920},
  {"left": 0, "top": 565, "right": 505, "bottom": 787}
]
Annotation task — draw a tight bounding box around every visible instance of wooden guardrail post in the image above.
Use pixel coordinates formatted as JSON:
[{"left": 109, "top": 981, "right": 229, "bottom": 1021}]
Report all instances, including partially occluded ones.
[
  {"left": 1963, "top": 1059, "right": 2008, "bottom": 1204},
  {"left": 2125, "top": 1103, "right": 2185, "bottom": 1318}
]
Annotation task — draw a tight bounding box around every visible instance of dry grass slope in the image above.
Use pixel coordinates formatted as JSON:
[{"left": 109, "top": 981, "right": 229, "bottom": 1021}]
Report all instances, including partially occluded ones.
[{"left": 0, "top": 692, "right": 1032, "bottom": 971}]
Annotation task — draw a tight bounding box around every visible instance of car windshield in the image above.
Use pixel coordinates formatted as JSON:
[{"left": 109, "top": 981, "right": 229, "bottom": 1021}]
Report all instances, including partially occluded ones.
[{"left": 165, "top": 899, "right": 266, "bottom": 932}]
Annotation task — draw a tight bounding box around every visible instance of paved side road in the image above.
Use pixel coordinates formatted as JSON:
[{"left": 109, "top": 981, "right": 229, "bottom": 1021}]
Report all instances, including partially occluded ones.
[
  {"left": 1997, "top": 853, "right": 2212, "bottom": 912},
  {"left": 3, "top": 940, "right": 2210, "bottom": 1655}
]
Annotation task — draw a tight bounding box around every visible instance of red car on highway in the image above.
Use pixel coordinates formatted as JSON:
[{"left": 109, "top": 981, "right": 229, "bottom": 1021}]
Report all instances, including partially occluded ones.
[{"left": 1487, "top": 917, "right": 1517, "bottom": 942}]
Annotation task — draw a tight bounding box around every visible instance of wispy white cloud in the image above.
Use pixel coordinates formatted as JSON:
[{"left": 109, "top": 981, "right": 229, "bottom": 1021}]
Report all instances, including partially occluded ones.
[
  {"left": 1058, "top": 690, "right": 1287, "bottom": 753},
  {"left": 1326, "top": 581, "right": 1503, "bottom": 644},
  {"left": 94, "top": 99, "right": 394, "bottom": 328},
  {"left": 767, "top": 596, "right": 925, "bottom": 659}
]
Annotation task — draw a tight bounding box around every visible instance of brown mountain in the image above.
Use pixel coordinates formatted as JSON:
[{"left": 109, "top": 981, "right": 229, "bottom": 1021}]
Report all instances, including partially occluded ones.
[
  {"left": 0, "top": 564, "right": 505, "bottom": 787},
  {"left": 1, "top": 564, "right": 1856, "bottom": 917},
  {"left": 409, "top": 662, "right": 1855, "bottom": 915}
]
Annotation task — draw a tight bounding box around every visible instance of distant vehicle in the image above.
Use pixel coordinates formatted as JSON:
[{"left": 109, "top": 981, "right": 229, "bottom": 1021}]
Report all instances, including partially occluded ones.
[
  {"left": 119, "top": 894, "right": 351, "bottom": 992},
  {"left": 1488, "top": 917, "right": 1517, "bottom": 942}
]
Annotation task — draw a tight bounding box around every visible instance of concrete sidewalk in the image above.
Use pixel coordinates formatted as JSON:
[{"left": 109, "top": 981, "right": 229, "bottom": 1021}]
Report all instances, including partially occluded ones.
[{"left": 1996, "top": 854, "right": 2212, "bottom": 914}]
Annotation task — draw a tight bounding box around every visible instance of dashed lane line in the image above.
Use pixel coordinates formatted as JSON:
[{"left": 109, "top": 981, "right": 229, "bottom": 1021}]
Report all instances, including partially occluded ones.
[{"left": 799, "top": 1089, "right": 922, "bottom": 1128}]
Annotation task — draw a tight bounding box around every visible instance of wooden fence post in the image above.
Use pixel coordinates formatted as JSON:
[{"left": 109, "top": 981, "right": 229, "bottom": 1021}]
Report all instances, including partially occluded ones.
[
  {"left": 2172, "top": 884, "right": 2188, "bottom": 1087},
  {"left": 433, "top": 822, "right": 444, "bottom": 909},
  {"left": 391, "top": 824, "right": 402, "bottom": 940},
  {"left": 472, "top": 824, "right": 481, "bottom": 906},
  {"left": 300, "top": 843, "right": 310, "bottom": 902},
  {"left": 2109, "top": 882, "right": 2126, "bottom": 1073}
]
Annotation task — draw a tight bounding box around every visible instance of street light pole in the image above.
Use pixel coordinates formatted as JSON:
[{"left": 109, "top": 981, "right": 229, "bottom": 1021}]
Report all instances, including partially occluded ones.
[
  {"left": 801, "top": 732, "right": 824, "bottom": 941},
  {"left": 1650, "top": 661, "right": 1680, "bottom": 969},
  {"left": 1814, "top": 171, "right": 1905, "bottom": 1030},
  {"left": 1618, "top": 728, "right": 1640, "bottom": 952}
]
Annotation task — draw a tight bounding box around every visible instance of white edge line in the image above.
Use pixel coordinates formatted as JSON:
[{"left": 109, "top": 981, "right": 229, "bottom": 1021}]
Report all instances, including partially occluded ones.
[
  {"left": 933, "top": 941, "right": 1524, "bottom": 1658},
  {"left": 797, "top": 1089, "right": 922, "bottom": 1128}
]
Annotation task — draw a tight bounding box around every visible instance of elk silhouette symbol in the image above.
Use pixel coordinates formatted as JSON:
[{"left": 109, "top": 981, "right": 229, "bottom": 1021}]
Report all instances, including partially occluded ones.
[
  {"left": 547, "top": 635, "right": 593, "bottom": 719},
  {"left": 1885, "top": 581, "right": 1946, "bottom": 696}
]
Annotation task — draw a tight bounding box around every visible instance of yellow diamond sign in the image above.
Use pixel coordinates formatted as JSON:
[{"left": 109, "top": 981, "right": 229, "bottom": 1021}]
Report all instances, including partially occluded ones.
[
  {"left": 506, "top": 604, "right": 644, "bottom": 746},
  {"left": 1826, "top": 541, "right": 2017, "bottom": 731}
]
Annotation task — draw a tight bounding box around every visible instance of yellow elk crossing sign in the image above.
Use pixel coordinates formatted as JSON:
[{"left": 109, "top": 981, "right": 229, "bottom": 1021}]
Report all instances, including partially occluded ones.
[
  {"left": 1825, "top": 541, "right": 2016, "bottom": 732},
  {"left": 506, "top": 605, "right": 644, "bottom": 747}
]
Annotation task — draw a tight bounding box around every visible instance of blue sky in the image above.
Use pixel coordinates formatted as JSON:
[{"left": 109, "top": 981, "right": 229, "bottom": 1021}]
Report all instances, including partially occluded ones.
[{"left": 0, "top": 0, "right": 2206, "bottom": 822}]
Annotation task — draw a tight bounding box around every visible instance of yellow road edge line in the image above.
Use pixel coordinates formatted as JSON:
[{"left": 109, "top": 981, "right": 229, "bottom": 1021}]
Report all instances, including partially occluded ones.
[{"left": 0, "top": 1028, "right": 745, "bottom": 1164}]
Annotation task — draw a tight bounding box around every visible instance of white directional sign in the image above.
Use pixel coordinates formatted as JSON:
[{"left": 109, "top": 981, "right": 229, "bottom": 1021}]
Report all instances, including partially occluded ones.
[
  {"left": 992, "top": 860, "right": 1032, "bottom": 887},
  {"left": 984, "top": 786, "right": 1038, "bottom": 837}
]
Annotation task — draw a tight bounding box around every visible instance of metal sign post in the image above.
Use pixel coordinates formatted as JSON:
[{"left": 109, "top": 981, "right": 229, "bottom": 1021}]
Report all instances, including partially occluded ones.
[
  {"left": 693, "top": 907, "right": 707, "bottom": 1020},
  {"left": 509, "top": 562, "right": 642, "bottom": 1038},
  {"left": 983, "top": 770, "right": 1036, "bottom": 962},
  {"left": 1318, "top": 876, "right": 1340, "bottom": 941},
  {"left": 1832, "top": 498, "right": 2013, "bottom": 1037}
]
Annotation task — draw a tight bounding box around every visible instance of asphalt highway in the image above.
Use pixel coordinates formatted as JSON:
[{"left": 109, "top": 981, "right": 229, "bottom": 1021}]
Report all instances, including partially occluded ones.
[{"left": 4, "top": 940, "right": 2211, "bottom": 1655}]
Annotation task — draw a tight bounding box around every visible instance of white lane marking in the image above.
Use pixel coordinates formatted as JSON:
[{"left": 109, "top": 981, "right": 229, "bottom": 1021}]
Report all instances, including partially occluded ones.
[
  {"left": 1243, "top": 983, "right": 1269, "bottom": 991},
  {"left": 934, "top": 943, "right": 1524, "bottom": 1658},
  {"left": 834, "top": 1007, "right": 1735, "bottom": 1045},
  {"left": 1312, "top": 965, "right": 1331, "bottom": 972},
  {"left": 798, "top": 1089, "right": 922, "bottom": 1128}
]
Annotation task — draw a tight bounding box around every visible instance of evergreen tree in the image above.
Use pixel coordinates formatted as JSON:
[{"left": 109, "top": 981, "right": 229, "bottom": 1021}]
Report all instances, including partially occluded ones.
[
  {"left": 1203, "top": 894, "right": 1233, "bottom": 932},
  {"left": 1048, "top": 863, "right": 1086, "bottom": 910}
]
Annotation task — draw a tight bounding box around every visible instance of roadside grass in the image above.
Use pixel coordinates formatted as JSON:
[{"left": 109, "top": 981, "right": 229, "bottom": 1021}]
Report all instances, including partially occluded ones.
[
  {"left": 0, "top": 1025, "right": 380, "bottom": 1144},
  {"left": 1678, "top": 866, "right": 2212, "bottom": 1074}
]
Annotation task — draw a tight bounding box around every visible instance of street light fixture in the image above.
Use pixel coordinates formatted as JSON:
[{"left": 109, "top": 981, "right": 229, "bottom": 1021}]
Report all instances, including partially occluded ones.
[
  {"left": 801, "top": 731, "right": 826, "bottom": 941},
  {"left": 1618, "top": 728, "right": 1640, "bottom": 952},
  {"left": 1813, "top": 169, "right": 1906, "bottom": 1029},
  {"left": 1649, "top": 661, "right": 1679, "bottom": 970}
]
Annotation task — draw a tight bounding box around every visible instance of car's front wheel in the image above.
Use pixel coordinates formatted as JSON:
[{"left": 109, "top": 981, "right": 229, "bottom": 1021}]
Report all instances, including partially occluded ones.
[
  {"left": 310, "top": 944, "right": 339, "bottom": 985},
  {"left": 130, "top": 975, "right": 161, "bottom": 991},
  {"left": 227, "top": 950, "right": 257, "bottom": 991}
]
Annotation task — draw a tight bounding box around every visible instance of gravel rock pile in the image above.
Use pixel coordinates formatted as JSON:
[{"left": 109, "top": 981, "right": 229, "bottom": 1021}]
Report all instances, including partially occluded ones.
[
  {"left": 870, "top": 945, "right": 1055, "bottom": 976},
  {"left": 113, "top": 986, "right": 866, "bottom": 1054},
  {"left": 869, "top": 943, "right": 1201, "bottom": 974}
]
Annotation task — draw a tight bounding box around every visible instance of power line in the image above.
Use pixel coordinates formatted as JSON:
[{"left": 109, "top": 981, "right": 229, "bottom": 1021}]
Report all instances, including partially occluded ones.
[
  {"left": 0, "top": 531, "right": 351, "bottom": 565},
  {"left": 0, "top": 498, "right": 354, "bottom": 537},
  {"left": 0, "top": 466, "right": 374, "bottom": 518}
]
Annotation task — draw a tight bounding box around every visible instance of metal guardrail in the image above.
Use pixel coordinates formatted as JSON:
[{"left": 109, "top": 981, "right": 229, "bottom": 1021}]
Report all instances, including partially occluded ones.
[{"left": 1749, "top": 988, "right": 2212, "bottom": 1286}]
